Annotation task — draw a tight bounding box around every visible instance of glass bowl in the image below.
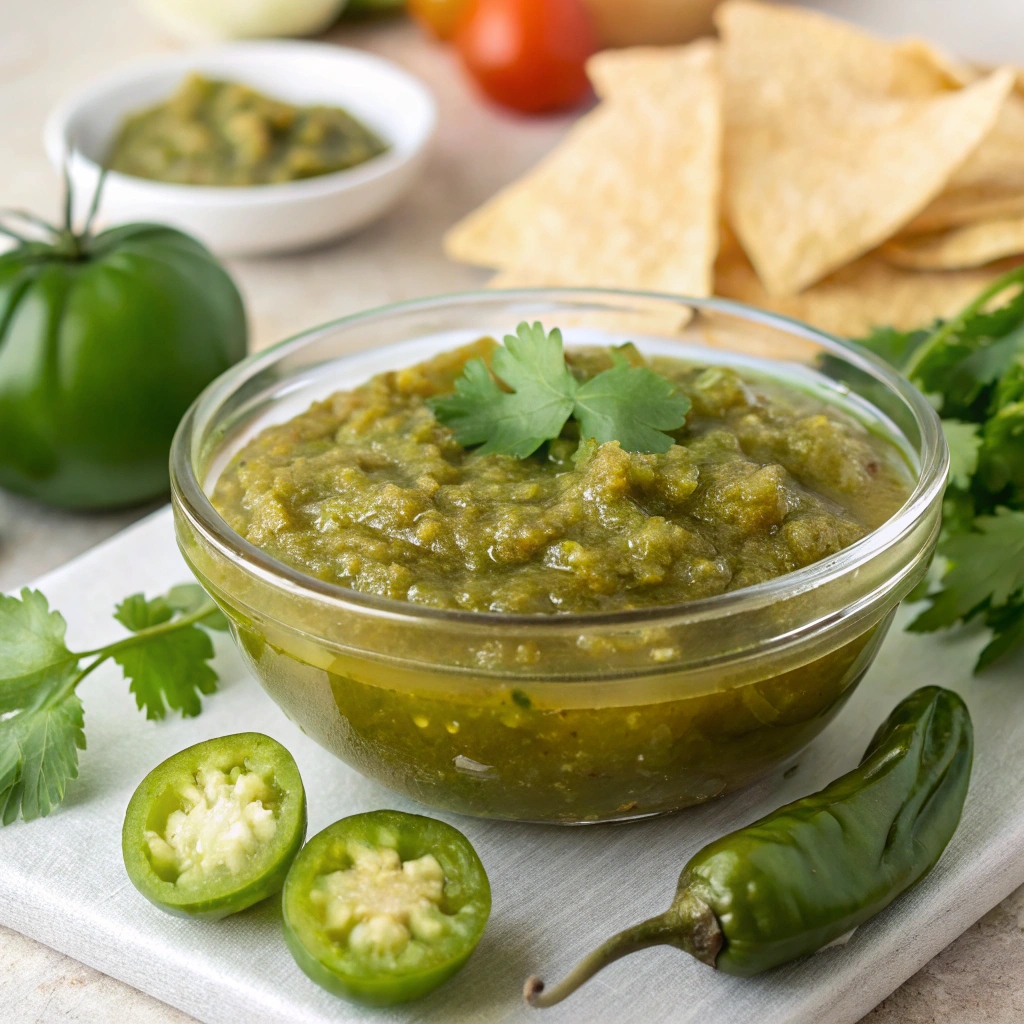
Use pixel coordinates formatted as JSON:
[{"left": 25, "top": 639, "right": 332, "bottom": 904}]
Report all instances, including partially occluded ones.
[{"left": 170, "top": 289, "right": 947, "bottom": 824}]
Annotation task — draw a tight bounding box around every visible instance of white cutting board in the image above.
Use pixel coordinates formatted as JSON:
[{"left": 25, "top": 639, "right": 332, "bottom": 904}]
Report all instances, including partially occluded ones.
[{"left": 1, "top": 506, "right": 1023, "bottom": 1024}]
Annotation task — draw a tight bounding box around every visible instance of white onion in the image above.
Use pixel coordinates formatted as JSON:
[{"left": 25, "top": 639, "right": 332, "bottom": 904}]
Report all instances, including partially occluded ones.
[{"left": 141, "top": 0, "right": 349, "bottom": 42}]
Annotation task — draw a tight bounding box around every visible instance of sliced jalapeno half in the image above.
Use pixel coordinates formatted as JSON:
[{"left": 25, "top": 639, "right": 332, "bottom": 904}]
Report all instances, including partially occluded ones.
[
  {"left": 282, "top": 810, "right": 491, "bottom": 1006},
  {"left": 122, "top": 732, "right": 307, "bottom": 919}
]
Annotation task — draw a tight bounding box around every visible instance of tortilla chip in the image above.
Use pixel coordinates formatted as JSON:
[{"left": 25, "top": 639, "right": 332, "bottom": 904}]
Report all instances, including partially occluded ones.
[
  {"left": 587, "top": 44, "right": 707, "bottom": 100},
  {"left": 715, "top": 232, "right": 1019, "bottom": 338},
  {"left": 892, "top": 40, "right": 977, "bottom": 89},
  {"left": 444, "top": 41, "right": 721, "bottom": 297},
  {"left": 716, "top": 0, "right": 1014, "bottom": 298},
  {"left": 906, "top": 85, "right": 1024, "bottom": 232},
  {"left": 882, "top": 214, "right": 1024, "bottom": 270}
]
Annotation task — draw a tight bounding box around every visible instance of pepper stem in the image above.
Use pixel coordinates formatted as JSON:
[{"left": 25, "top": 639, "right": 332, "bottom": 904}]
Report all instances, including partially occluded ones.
[{"left": 524, "top": 893, "right": 722, "bottom": 1009}]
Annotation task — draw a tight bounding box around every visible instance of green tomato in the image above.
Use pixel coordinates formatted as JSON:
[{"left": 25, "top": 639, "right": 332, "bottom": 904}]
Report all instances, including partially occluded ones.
[
  {"left": 0, "top": 222, "right": 246, "bottom": 509},
  {"left": 283, "top": 810, "right": 491, "bottom": 1006},
  {"left": 122, "top": 733, "right": 306, "bottom": 920}
]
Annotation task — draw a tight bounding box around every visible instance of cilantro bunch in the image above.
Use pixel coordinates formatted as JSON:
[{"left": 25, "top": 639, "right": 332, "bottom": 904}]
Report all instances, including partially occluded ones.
[
  {"left": 0, "top": 583, "right": 227, "bottom": 824},
  {"left": 428, "top": 322, "right": 691, "bottom": 457},
  {"left": 856, "top": 265, "right": 1024, "bottom": 671}
]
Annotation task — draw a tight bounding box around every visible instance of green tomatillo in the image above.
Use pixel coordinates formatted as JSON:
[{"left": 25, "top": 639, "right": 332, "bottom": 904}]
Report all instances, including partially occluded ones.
[{"left": 0, "top": 179, "right": 246, "bottom": 509}]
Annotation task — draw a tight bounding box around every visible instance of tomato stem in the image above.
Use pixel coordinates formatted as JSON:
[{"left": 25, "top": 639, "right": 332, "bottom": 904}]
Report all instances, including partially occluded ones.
[
  {"left": 0, "top": 224, "right": 33, "bottom": 246},
  {"left": 62, "top": 162, "right": 74, "bottom": 235},
  {"left": 0, "top": 209, "right": 60, "bottom": 238},
  {"left": 45, "top": 160, "right": 109, "bottom": 259},
  {"left": 81, "top": 169, "right": 109, "bottom": 239}
]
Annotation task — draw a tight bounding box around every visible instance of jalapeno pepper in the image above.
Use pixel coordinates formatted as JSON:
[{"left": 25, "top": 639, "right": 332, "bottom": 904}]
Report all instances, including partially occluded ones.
[
  {"left": 282, "top": 810, "right": 491, "bottom": 1006},
  {"left": 526, "top": 686, "right": 973, "bottom": 1006},
  {"left": 122, "top": 733, "right": 306, "bottom": 919}
]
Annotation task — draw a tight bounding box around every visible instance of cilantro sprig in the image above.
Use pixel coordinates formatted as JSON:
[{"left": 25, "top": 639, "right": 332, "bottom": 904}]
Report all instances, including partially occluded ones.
[
  {"left": 428, "top": 322, "right": 691, "bottom": 457},
  {"left": 855, "top": 265, "right": 1024, "bottom": 671},
  {"left": 0, "top": 583, "right": 227, "bottom": 824}
]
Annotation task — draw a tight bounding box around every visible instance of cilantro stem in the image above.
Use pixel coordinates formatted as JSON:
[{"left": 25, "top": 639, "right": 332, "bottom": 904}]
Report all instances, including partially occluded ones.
[
  {"left": 903, "top": 266, "right": 1024, "bottom": 382},
  {"left": 72, "top": 601, "right": 220, "bottom": 661},
  {"left": 48, "top": 600, "right": 221, "bottom": 706},
  {"left": 52, "top": 653, "right": 112, "bottom": 706}
]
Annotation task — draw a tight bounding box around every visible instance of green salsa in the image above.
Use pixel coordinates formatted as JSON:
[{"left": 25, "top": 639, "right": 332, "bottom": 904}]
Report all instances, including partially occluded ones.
[
  {"left": 188, "top": 337, "right": 928, "bottom": 822},
  {"left": 233, "top": 625, "right": 888, "bottom": 822},
  {"left": 108, "top": 74, "right": 388, "bottom": 187},
  {"left": 212, "top": 341, "right": 912, "bottom": 615}
]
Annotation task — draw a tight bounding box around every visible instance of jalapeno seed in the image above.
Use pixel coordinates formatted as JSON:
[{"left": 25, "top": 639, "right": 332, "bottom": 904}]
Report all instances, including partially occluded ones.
[
  {"left": 123, "top": 733, "right": 307, "bottom": 919},
  {"left": 283, "top": 810, "right": 491, "bottom": 1006}
]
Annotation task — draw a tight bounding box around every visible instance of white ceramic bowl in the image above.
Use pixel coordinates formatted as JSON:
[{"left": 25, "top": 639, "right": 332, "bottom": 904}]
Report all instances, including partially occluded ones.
[{"left": 43, "top": 41, "right": 437, "bottom": 256}]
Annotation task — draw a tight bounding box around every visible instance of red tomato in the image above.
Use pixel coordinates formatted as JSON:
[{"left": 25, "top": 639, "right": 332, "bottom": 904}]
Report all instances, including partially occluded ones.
[
  {"left": 455, "top": 0, "right": 598, "bottom": 114},
  {"left": 410, "top": 0, "right": 475, "bottom": 40}
]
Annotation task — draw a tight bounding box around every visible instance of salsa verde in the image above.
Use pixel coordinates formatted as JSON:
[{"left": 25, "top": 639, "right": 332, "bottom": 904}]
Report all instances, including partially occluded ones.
[
  {"left": 212, "top": 341, "right": 912, "bottom": 615},
  {"left": 108, "top": 74, "right": 387, "bottom": 187}
]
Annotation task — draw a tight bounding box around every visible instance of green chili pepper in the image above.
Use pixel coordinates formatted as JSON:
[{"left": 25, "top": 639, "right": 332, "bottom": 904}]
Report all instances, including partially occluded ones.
[
  {"left": 122, "top": 733, "right": 306, "bottom": 919},
  {"left": 526, "top": 686, "right": 973, "bottom": 1007},
  {"left": 282, "top": 810, "right": 491, "bottom": 1006}
]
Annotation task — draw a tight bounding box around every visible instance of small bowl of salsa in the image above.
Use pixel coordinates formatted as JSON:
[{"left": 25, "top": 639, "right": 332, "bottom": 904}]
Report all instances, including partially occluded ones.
[
  {"left": 170, "top": 289, "right": 947, "bottom": 823},
  {"left": 43, "top": 40, "right": 436, "bottom": 255}
]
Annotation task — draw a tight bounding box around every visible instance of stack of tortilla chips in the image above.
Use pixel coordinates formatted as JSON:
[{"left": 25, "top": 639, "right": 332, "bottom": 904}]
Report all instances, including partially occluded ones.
[{"left": 444, "top": 0, "right": 1024, "bottom": 338}]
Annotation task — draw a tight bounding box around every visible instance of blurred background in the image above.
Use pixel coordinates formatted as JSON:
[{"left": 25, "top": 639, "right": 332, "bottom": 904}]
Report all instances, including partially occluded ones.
[
  {"left": 2, "top": 2, "right": 1024, "bottom": 1022},
  {"left": 3, "top": 0, "right": 1024, "bottom": 592}
]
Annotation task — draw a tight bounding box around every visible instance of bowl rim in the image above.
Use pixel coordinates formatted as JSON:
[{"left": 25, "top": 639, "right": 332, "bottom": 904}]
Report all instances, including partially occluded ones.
[
  {"left": 42, "top": 39, "right": 438, "bottom": 206},
  {"left": 171, "top": 287, "right": 948, "bottom": 630}
]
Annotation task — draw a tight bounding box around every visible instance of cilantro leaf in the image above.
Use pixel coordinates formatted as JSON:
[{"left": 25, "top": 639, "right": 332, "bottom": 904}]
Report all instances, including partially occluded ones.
[
  {"left": 113, "top": 591, "right": 221, "bottom": 720},
  {"left": 941, "top": 420, "right": 982, "bottom": 492},
  {"left": 491, "top": 322, "right": 578, "bottom": 414},
  {"left": 113, "top": 592, "right": 175, "bottom": 631},
  {"left": 0, "top": 589, "right": 75, "bottom": 713},
  {"left": 976, "top": 355, "right": 1024, "bottom": 499},
  {"left": 0, "top": 590, "right": 85, "bottom": 823},
  {"left": 0, "top": 670, "right": 85, "bottom": 825},
  {"left": 902, "top": 270, "right": 1024, "bottom": 415},
  {"left": 429, "top": 321, "right": 689, "bottom": 457},
  {"left": 856, "top": 325, "right": 932, "bottom": 369},
  {"left": 114, "top": 633, "right": 218, "bottom": 721},
  {"left": 429, "top": 323, "right": 577, "bottom": 458},
  {"left": 941, "top": 326, "right": 1024, "bottom": 415},
  {"left": 574, "top": 354, "right": 691, "bottom": 454},
  {"left": 112, "top": 586, "right": 228, "bottom": 633},
  {"left": 978, "top": 399, "right": 1024, "bottom": 497},
  {"left": 977, "top": 600, "right": 1024, "bottom": 672},
  {"left": 854, "top": 268, "right": 1024, "bottom": 669},
  {"left": 909, "top": 508, "right": 1024, "bottom": 632},
  {"left": 166, "top": 584, "right": 230, "bottom": 631},
  {"left": 0, "top": 581, "right": 225, "bottom": 823},
  {"left": 428, "top": 357, "right": 567, "bottom": 458},
  {"left": 941, "top": 487, "right": 977, "bottom": 539}
]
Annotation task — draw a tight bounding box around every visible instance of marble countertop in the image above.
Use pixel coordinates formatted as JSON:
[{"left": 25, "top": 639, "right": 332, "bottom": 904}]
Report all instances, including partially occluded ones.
[{"left": 1, "top": 1, "right": 1022, "bottom": 1021}]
